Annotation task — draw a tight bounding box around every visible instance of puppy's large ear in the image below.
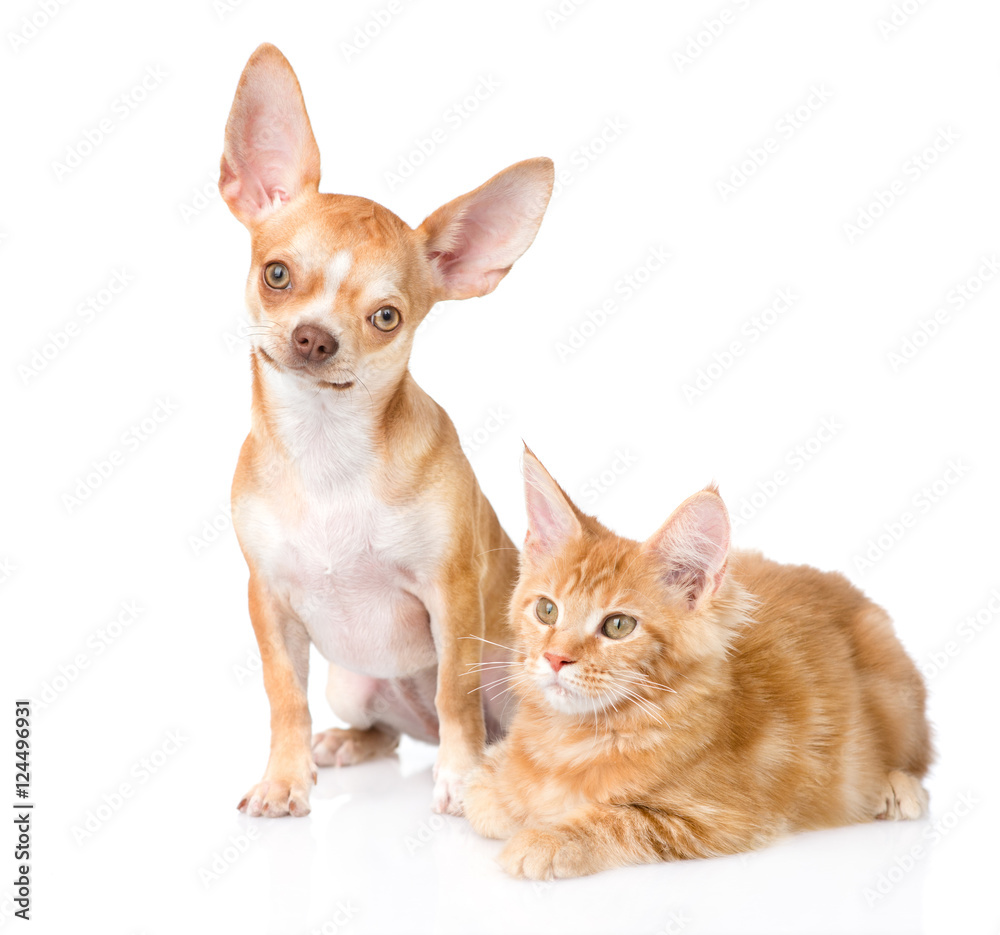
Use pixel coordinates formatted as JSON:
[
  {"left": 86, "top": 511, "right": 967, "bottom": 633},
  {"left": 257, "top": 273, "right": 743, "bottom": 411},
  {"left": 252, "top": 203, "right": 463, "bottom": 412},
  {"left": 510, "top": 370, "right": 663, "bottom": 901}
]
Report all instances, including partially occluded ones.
[
  {"left": 643, "top": 486, "right": 731, "bottom": 610},
  {"left": 522, "top": 446, "right": 583, "bottom": 560},
  {"left": 417, "top": 158, "right": 554, "bottom": 301},
  {"left": 219, "top": 44, "right": 321, "bottom": 226}
]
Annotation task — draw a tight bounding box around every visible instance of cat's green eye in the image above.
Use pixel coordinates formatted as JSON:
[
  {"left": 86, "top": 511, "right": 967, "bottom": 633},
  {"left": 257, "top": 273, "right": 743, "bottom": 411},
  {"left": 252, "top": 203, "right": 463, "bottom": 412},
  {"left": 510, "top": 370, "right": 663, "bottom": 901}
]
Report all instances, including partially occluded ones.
[
  {"left": 602, "top": 614, "right": 637, "bottom": 639},
  {"left": 535, "top": 597, "right": 558, "bottom": 626}
]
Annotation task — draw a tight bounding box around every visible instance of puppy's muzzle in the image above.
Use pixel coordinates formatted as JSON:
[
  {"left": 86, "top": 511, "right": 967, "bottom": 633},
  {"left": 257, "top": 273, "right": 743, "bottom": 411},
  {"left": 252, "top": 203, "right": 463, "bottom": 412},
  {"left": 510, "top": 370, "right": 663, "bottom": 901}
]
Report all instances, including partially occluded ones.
[{"left": 293, "top": 323, "right": 338, "bottom": 363}]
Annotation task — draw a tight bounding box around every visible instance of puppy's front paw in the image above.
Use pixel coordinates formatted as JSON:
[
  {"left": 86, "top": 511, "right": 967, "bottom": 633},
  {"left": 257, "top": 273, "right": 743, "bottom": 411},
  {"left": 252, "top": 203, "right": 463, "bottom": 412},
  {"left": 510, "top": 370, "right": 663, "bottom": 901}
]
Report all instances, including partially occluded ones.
[
  {"left": 237, "top": 760, "right": 317, "bottom": 818},
  {"left": 499, "top": 827, "right": 590, "bottom": 880},
  {"left": 432, "top": 765, "right": 468, "bottom": 817}
]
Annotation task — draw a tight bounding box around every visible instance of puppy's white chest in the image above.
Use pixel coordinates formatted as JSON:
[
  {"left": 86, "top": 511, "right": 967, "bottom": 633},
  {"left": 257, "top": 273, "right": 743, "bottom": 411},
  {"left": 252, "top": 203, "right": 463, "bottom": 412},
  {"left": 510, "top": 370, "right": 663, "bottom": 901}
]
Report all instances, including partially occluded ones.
[
  {"left": 269, "top": 484, "right": 439, "bottom": 678},
  {"left": 239, "top": 385, "right": 443, "bottom": 679},
  {"left": 237, "top": 374, "right": 444, "bottom": 677}
]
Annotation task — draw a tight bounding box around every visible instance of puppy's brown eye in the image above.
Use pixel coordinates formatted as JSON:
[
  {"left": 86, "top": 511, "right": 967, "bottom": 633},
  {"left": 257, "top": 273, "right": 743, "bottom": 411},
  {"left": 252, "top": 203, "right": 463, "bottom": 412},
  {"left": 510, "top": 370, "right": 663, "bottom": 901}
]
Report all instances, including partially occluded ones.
[
  {"left": 601, "top": 614, "right": 636, "bottom": 639},
  {"left": 263, "top": 262, "right": 290, "bottom": 289},
  {"left": 535, "top": 597, "right": 558, "bottom": 626},
  {"left": 371, "top": 306, "right": 400, "bottom": 332}
]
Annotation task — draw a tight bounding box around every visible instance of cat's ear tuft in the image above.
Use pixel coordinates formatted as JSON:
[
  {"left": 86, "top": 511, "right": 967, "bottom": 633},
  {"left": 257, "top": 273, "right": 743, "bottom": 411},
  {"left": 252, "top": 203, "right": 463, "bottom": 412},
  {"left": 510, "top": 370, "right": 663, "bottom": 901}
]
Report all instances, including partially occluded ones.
[
  {"left": 643, "top": 485, "right": 730, "bottom": 610},
  {"left": 522, "top": 446, "right": 583, "bottom": 559}
]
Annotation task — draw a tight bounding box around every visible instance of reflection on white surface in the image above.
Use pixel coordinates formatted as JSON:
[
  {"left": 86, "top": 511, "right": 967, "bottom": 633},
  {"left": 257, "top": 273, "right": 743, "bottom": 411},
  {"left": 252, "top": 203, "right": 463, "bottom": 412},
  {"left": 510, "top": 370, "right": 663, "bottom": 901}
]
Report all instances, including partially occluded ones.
[{"left": 31, "top": 725, "right": 943, "bottom": 935}]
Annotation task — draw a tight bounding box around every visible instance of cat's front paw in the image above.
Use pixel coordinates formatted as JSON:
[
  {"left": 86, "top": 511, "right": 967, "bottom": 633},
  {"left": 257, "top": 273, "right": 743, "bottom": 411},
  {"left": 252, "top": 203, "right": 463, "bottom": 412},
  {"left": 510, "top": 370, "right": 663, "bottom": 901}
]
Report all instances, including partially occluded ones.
[
  {"left": 464, "top": 766, "right": 519, "bottom": 840},
  {"left": 499, "top": 827, "right": 591, "bottom": 880}
]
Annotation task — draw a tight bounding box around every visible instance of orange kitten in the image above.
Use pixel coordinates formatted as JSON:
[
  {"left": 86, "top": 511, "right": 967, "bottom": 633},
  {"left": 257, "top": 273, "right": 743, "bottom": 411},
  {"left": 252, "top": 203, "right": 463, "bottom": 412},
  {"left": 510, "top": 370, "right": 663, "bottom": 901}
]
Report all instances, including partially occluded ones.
[{"left": 464, "top": 448, "right": 933, "bottom": 880}]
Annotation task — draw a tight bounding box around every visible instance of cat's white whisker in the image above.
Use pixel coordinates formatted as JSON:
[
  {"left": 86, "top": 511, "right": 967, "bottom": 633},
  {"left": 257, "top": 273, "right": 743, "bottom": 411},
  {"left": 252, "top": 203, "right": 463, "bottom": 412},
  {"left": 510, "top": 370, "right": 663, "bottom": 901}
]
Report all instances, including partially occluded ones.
[
  {"left": 587, "top": 694, "right": 601, "bottom": 747},
  {"left": 491, "top": 676, "right": 533, "bottom": 700},
  {"left": 467, "top": 673, "right": 523, "bottom": 696},
  {"left": 499, "top": 682, "right": 525, "bottom": 724},
  {"left": 460, "top": 661, "right": 515, "bottom": 676},
  {"left": 459, "top": 635, "right": 526, "bottom": 656},
  {"left": 474, "top": 547, "right": 521, "bottom": 559},
  {"left": 613, "top": 683, "right": 667, "bottom": 725},
  {"left": 595, "top": 688, "right": 617, "bottom": 740},
  {"left": 615, "top": 673, "right": 677, "bottom": 694}
]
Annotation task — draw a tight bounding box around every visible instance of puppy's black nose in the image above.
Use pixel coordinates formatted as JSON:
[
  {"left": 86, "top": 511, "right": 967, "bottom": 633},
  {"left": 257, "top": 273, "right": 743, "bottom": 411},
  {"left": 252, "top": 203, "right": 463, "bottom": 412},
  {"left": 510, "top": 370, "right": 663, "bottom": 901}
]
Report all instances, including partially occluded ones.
[{"left": 292, "top": 323, "right": 338, "bottom": 362}]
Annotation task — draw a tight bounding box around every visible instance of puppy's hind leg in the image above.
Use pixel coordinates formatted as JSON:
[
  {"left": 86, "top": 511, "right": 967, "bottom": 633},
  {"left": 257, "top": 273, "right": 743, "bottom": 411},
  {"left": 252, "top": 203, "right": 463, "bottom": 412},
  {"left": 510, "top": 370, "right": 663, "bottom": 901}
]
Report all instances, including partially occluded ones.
[
  {"left": 312, "top": 727, "right": 399, "bottom": 767},
  {"left": 312, "top": 662, "right": 400, "bottom": 767}
]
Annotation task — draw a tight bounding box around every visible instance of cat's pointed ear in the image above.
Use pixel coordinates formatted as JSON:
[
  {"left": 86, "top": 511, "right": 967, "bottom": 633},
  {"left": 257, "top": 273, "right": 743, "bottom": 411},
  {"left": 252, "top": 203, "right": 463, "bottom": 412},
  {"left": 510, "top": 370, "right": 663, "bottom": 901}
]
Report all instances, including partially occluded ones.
[
  {"left": 219, "top": 44, "right": 321, "bottom": 227},
  {"left": 643, "top": 485, "right": 730, "bottom": 610},
  {"left": 522, "top": 446, "right": 583, "bottom": 558}
]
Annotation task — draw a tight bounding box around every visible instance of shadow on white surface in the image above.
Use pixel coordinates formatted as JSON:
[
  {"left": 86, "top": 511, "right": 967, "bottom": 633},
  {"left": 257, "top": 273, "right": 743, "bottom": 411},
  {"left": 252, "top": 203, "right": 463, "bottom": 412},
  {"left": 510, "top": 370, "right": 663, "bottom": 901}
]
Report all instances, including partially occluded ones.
[{"left": 56, "top": 737, "right": 930, "bottom": 935}]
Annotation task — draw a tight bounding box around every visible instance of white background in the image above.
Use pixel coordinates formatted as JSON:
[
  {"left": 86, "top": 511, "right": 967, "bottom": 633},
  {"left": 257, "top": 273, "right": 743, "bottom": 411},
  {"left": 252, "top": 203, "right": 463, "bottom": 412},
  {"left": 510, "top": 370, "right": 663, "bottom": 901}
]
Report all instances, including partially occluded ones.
[{"left": 2, "top": 0, "right": 998, "bottom": 932}]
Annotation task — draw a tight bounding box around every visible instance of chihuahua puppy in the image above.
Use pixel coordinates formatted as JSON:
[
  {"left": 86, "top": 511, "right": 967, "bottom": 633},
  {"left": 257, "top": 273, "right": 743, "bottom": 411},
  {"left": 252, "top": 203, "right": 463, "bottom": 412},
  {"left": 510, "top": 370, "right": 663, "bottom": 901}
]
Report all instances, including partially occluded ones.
[{"left": 220, "top": 44, "right": 553, "bottom": 817}]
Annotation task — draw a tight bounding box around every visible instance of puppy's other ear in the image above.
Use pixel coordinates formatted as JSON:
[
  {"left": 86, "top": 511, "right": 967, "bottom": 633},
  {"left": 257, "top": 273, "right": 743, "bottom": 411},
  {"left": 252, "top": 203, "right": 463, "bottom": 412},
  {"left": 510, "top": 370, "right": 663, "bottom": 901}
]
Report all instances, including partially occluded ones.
[
  {"left": 220, "top": 44, "right": 321, "bottom": 227},
  {"left": 417, "top": 158, "right": 554, "bottom": 301}
]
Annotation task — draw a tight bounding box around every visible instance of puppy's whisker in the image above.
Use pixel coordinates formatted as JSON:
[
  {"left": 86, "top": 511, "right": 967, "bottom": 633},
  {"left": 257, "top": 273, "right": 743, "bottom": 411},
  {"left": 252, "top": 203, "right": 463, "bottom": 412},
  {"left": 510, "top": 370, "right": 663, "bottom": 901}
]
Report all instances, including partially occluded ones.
[{"left": 349, "top": 371, "right": 373, "bottom": 407}]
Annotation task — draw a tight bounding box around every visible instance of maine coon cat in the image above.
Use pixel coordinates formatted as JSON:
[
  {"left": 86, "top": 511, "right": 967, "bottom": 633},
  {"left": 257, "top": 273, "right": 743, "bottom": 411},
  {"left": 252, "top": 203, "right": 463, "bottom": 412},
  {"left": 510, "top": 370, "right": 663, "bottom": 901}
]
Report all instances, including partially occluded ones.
[{"left": 464, "top": 449, "right": 932, "bottom": 879}]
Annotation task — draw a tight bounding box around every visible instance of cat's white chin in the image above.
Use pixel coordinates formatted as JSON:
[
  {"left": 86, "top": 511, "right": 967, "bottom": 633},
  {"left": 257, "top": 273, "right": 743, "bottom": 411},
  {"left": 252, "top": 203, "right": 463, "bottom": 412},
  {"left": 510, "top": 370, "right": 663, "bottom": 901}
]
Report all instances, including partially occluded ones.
[{"left": 540, "top": 681, "right": 605, "bottom": 716}]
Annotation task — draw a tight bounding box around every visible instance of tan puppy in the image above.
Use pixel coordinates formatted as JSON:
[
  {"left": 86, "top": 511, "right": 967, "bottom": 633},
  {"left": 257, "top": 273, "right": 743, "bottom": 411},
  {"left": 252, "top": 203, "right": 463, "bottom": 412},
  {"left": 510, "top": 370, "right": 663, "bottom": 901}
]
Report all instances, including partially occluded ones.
[{"left": 219, "top": 44, "right": 553, "bottom": 817}]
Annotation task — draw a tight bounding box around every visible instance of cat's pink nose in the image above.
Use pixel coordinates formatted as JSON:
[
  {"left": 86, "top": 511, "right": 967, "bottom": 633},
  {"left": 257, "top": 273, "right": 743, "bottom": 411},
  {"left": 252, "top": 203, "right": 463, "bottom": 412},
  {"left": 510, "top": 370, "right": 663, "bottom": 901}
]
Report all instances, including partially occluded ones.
[{"left": 544, "top": 652, "right": 575, "bottom": 672}]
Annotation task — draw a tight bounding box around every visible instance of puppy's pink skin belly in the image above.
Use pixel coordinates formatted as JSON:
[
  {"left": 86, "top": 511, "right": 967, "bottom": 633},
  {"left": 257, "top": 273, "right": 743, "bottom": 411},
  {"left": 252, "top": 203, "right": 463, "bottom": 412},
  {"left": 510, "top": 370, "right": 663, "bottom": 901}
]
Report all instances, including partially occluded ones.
[
  {"left": 291, "top": 576, "right": 437, "bottom": 679},
  {"left": 336, "top": 668, "right": 442, "bottom": 743}
]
